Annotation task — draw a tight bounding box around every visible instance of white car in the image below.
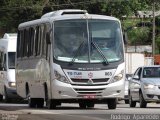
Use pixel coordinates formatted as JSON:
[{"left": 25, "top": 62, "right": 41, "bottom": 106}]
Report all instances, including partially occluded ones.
[{"left": 128, "top": 65, "right": 160, "bottom": 108}]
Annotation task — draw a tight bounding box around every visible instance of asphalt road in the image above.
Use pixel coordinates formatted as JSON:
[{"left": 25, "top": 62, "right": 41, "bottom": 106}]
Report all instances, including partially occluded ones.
[{"left": 0, "top": 101, "right": 160, "bottom": 120}]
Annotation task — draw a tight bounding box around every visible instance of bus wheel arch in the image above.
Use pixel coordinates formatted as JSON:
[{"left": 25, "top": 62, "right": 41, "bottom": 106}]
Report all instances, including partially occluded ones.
[
  {"left": 25, "top": 83, "right": 36, "bottom": 108},
  {"left": 44, "top": 83, "right": 56, "bottom": 109},
  {"left": 44, "top": 83, "right": 48, "bottom": 101},
  {"left": 25, "top": 83, "right": 29, "bottom": 97}
]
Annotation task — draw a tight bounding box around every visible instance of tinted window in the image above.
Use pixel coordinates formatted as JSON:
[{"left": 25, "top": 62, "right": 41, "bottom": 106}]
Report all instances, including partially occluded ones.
[
  {"left": 143, "top": 67, "right": 160, "bottom": 78},
  {"left": 8, "top": 52, "right": 15, "bottom": 69},
  {"left": 53, "top": 19, "right": 123, "bottom": 63}
]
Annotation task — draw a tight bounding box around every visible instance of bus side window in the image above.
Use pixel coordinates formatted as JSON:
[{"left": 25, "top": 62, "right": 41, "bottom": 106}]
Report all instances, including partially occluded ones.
[
  {"left": 26, "top": 29, "right": 30, "bottom": 57},
  {"left": 22, "top": 29, "right": 29, "bottom": 58},
  {"left": 28, "top": 28, "right": 31, "bottom": 57},
  {"left": 46, "top": 24, "right": 51, "bottom": 60},
  {"left": 17, "top": 31, "right": 20, "bottom": 58},
  {"left": 42, "top": 24, "right": 46, "bottom": 57},
  {"left": 35, "top": 26, "right": 39, "bottom": 56},
  {"left": 38, "top": 26, "right": 42, "bottom": 56},
  {"left": 30, "top": 27, "right": 35, "bottom": 57},
  {"left": 3, "top": 54, "right": 7, "bottom": 71},
  {"left": 23, "top": 29, "right": 27, "bottom": 57},
  {"left": 20, "top": 30, "right": 24, "bottom": 58},
  {"left": 28, "top": 27, "right": 35, "bottom": 57},
  {"left": 0, "top": 52, "right": 3, "bottom": 70},
  {"left": 35, "top": 25, "right": 42, "bottom": 57}
]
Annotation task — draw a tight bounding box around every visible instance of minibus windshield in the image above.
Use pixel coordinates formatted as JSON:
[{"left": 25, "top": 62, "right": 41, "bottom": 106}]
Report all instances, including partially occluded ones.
[{"left": 54, "top": 19, "right": 123, "bottom": 63}]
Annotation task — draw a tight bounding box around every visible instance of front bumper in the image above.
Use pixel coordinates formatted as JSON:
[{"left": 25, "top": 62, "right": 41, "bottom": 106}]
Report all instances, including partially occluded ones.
[
  {"left": 51, "top": 79, "right": 124, "bottom": 100},
  {"left": 143, "top": 87, "right": 160, "bottom": 102}
]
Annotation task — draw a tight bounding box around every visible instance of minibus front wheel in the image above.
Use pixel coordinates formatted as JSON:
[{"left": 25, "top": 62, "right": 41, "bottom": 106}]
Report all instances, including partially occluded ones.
[{"left": 107, "top": 98, "right": 117, "bottom": 109}]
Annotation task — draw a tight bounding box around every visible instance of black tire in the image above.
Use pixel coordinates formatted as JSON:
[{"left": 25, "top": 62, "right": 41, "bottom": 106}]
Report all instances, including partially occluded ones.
[
  {"left": 129, "top": 94, "right": 136, "bottom": 107},
  {"left": 4, "top": 87, "right": 12, "bottom": 103},
  {"left": 56, "top": 102, "right": 61, "bottom": 106},
  {"left": 139, "top": 92, "right": 147, "bottom": 108},
  {"left": 108, "top": 99, "right": 117, "bottom": 109},
  {"left": 0, "top": 94, "right": 3, "bottom": 101},
  {"left": 27, "top": 88, "right": 36, "bottom": 108},
  {"left": 44, "top": 85, "right": 57, "bottom": 109},
  {"left": 47, "top": 99, "right": 56, "bottom": 109},
  {"left": 79, "top": 102, "right": 87, "bottom": 109},
  {"left": 86, "top": 102, "right": 94, "bottom": 108},
  {"left": 37, "top": 98, "right": 44, "bottom": 108},
  {"left": 125, "top": 100, "right": 129, "bottom": 104},
  {"left": 28, "top": 98, "right": 36, "bottom": 108}
]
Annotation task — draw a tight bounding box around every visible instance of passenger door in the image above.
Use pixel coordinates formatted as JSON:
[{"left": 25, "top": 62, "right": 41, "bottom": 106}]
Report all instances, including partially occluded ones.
[{"left": 129, "top": 67, "right": 142, "bottom": 100}]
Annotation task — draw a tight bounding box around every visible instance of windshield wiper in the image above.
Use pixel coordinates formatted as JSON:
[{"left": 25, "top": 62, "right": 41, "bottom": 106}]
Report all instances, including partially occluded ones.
[
  {"left": 69, "top": 40, "right": 86, "bottom": 65},
  {"left": 91, "top": 41, "right": 109, "bottom": 65},
  {"left": 69, "top": 40, "right": 109, "bottom": 65}
]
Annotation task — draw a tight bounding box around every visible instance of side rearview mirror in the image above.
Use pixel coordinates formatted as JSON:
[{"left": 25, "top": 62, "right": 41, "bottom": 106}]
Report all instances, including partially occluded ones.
[
  {"left": 127, "top": 77, "right": 132, "bottom": 81},
  {"left": 133, "top": 75, "right": 139, "bottom": 80},
  {"left": 123, "top": 31, "right": 128, "bottom": 45},
  {"left": 0, "top": 65, "right": 6, "bottom": 71}
]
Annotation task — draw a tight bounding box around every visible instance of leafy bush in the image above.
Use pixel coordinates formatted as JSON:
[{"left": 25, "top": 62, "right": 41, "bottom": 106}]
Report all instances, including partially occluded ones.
[{"left": 128, "top": 27, "right": 150, "bottom": 45}]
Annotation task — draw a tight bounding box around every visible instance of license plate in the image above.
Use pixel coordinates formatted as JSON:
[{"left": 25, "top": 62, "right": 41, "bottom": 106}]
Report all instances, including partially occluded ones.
[{"left": 83, "top": 95, "right": 95, "bottom": 99}]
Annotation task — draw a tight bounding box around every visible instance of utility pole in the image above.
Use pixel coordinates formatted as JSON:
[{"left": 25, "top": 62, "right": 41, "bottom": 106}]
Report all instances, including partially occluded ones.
[{"left": 152, "top": 0, "right": 156, "bottom": 58}]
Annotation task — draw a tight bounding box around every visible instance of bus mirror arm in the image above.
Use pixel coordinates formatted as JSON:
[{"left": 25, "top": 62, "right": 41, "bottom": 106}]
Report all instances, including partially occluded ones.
[
  {"left": 46, "top": 32, "right": 51, "bottom": 44},
  {"left": 2, "top": 64, "right": 7, "bottom": 71},
  {"left": 0, "top": 65, "right": 6, "bottom": 71},
  {"left": 123, "top": 31, "right": 128, "bottom": 45}
]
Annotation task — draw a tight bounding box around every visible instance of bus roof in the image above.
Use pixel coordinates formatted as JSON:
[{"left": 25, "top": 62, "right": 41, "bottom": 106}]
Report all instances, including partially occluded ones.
[
  {"left": 3, "top": 33, "right": 17, "bottom": 39},
  {"left": 18, "top": 9, "right": 120, "bottom": 29},
  {"left": 0, "top": 33, "right": 17, "bottom": 52}
]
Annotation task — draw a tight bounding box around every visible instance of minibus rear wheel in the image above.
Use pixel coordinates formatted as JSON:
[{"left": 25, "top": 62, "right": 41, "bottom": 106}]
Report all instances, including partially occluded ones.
[
  {"left": 47, "top": 99, "right": 57, "bottom": 109},
  {"left": 26, "top": 88, "right": 36, "bottom": 108},
  {"left": 0, "top": 94, "right": 3, "bottom": 101},
  {"left": 37, "top": 98, "right": 44, "bottom": 108},
  {"left": 4, "top": 87, "right": 12, "bottom": 103}
]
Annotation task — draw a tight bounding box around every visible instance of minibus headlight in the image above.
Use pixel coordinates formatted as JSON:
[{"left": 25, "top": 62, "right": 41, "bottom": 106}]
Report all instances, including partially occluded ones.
[
  {"left": 144, "top": 83, "right": 155, "bottom": 89},
  {"left": 54, "top": 70, "right": 70, "bottom": 84},
  {"left": 9, "top": 82, "right": 16, "bottom": 87},
  {"left": 111, "top": 70, "right": 124, "bottom": 83}
]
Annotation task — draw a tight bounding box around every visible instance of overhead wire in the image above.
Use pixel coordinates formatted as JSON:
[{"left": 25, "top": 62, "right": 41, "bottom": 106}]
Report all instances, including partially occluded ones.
[{"left": 0, "top": 0, "right": 109, "bottom": 12}]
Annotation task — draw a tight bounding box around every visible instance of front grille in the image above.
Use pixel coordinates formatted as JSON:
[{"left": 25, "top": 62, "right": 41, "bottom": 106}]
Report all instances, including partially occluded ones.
[
  {"left": 71, "top": 78, "right": 109, "bottom": 84},
  {"left": 73, "top": 88, "right": 105, "bottom": 95}
]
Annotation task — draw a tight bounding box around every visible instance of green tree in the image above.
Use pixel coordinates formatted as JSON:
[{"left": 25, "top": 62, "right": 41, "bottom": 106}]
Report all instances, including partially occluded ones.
[
  {"left": 0, "top": 0, "right": 160, "bottom": 41},
  {"left": 0, "top": 0, "right": 45, "bottom": 34},
  {"left": 128, "top": 27, "right": 150, "bottom": 45}
]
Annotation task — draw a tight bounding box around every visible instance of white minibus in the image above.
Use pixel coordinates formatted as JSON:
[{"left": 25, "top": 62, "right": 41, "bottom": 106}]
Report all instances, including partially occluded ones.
[
  {"left": 0, "top": 33, "right": 20, "bottom": 102},
  {"left": 16, "top": 9, "right": 126, "bottom": 109}
]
